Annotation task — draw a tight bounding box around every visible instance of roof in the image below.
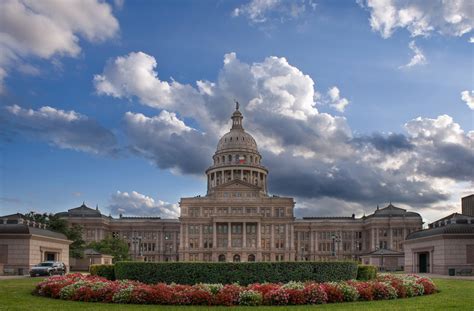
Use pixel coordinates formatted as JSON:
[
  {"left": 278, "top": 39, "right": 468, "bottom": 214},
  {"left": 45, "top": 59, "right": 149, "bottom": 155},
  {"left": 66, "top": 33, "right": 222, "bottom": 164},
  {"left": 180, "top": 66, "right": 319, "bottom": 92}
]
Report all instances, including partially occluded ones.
[
  {"left": 0, "top": 224, "right": 69, "bottom": 240},
  {"left": 58, "top": 202, "right": 103, "bottom": 218},
  {"left": 406, "top": 223, "right": 474, "bottom": 240},
  {"left": 365, "top": 248, "right": 404, "bottom": 256},
  {"left": 368, "top": 203, "right": 421, "bottom": 218},
  {"left": 0, "top": 213, "right": 25, "bottom": 219}
]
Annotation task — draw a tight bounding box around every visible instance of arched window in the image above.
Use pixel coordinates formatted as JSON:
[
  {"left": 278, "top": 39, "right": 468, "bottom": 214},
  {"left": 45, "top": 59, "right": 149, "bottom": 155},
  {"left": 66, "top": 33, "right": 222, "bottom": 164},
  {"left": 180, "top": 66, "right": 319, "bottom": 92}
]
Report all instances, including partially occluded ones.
[
  {"left": 248, "top": 254, "right": 256, "bottom": 262},
  {"left": 228, "top": 155, "right": 232, "bottom": 162},
  {"left": 233, "top": 254, "right": 241, "bottom": 262},
  {"left": 222, "top": 156, "right": 225, "bottom": 163},
  {"left": 218, "top": 254, "right": 226, "bottom": 262}
]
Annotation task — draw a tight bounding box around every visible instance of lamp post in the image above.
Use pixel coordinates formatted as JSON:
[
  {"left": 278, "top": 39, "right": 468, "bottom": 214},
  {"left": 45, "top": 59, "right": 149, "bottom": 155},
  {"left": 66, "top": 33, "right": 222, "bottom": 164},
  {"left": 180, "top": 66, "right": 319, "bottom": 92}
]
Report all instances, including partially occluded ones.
[
  {"left": 132, "top": 234, "right": 142, "bottom": 260},
  {"left": 331, "top": 234, "right": 341, "bottom": 259}
]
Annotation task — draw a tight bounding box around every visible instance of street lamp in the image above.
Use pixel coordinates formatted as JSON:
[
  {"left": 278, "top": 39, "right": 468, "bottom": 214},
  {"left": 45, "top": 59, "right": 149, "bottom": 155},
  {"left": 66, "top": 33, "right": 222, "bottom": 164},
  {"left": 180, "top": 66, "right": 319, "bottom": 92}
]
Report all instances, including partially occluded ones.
[
  {"left": 132, "top": 235, "right": 142, "bottom": 260},
  {"left": 331, "top": 234, "right": 341, "bottom": 259}
]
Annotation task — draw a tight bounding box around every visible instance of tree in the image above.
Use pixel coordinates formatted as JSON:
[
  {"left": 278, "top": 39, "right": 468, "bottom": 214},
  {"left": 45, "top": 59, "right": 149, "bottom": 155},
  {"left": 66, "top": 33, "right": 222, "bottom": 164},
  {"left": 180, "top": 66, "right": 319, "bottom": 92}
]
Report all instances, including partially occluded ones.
[
  {"left": 23, "top": 212, "right": 85, "bottom": 259},
  {"left": 88, "top": 235, "right": 130, "bottom": 262}
]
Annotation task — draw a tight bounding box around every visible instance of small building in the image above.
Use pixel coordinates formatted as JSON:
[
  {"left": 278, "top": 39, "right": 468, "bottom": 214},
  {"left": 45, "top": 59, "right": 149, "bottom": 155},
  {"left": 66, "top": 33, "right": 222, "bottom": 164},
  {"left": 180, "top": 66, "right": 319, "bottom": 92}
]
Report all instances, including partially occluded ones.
[
  {"left": 403, "top": 221, "right": 474, "bottom": 275},
  {"left": 70, "top": 248, "right": 113, "bottom": 271},
  {"left": 360, "top": 248, "right": 405, "bottom": 271},
  {"left": 0, "top": 224, "right": 72, "bottom": 275}
]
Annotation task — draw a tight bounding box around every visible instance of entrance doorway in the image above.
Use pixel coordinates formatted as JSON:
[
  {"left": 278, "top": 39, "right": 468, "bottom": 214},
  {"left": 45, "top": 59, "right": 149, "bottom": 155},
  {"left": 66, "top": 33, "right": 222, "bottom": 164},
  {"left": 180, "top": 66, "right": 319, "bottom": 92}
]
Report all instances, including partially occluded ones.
[
  {"left": 44, "top": 252, "right": 57, "bottom": 261},
  {"left": 418, "top": 252, "right": 429, "bottom": 273}
]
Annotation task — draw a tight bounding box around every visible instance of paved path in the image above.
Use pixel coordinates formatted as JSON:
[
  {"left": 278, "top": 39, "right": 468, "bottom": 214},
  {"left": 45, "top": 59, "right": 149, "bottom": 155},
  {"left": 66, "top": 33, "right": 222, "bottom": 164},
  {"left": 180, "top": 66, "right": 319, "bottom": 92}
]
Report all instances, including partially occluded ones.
[
  {"left": 416, "top": 273, "right": 474, "bottom": 281},
  {"left": 0, "top": 275, "right": 30, "bottom": 280}
]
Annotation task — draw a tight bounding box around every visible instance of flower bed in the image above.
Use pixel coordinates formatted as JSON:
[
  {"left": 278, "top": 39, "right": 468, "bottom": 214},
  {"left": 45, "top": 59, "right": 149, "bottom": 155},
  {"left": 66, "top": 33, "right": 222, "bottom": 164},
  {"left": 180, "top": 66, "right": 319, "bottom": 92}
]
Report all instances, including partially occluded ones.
[{"left": 33, "top": 273, "right": 437, "bottom": 306}]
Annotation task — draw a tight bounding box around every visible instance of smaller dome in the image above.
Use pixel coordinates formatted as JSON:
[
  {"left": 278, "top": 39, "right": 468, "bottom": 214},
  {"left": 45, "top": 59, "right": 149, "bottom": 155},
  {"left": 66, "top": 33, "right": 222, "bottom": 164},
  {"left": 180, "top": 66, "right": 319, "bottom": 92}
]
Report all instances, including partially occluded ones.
[{"left": 217, "top": 130, "right": 258, "bottom": 152}]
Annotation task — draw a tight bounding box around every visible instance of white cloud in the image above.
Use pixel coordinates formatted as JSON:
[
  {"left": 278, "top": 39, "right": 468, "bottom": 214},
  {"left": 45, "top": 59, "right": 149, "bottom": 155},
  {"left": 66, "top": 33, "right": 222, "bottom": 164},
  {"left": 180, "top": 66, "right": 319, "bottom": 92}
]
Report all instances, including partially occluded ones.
[
  {"left": 2, "top": 104, "right": 118, "bottom": 154},
  {"left": 108, "top": 190, "right": 179, "bottom": 218},
  {"left": 232, "top": 0, "right": 316, "bottom": 24},
  {"left": 399, "top": 40, "right": 427, "bottom": 68},
  {"left": 360, "top": 0, "right": 474, "bottom": 40},
  {"left": 327, "top": 86, "right": 350, "bottom": 112},
  {"left": 461, "top": 90, "right": 474, "bottom": 109},
  {"left": 94, "top": 51, "right": 473, "bottom": 214},
  {"left": 0, "top": 0, "right": 119, "bottom": 92}
]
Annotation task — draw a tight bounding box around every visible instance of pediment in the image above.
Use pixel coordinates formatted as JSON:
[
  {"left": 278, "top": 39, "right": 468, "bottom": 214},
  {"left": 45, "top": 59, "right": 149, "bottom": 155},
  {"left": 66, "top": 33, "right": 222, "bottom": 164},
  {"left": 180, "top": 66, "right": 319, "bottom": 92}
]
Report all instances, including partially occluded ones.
[{"left": 213, "top": 179, "right": 262, "bottom": 191}]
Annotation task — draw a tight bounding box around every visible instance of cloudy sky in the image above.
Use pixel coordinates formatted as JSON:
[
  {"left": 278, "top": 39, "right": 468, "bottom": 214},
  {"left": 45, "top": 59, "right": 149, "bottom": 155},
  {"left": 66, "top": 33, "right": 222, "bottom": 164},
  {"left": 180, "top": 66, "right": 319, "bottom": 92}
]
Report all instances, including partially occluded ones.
[{"left": 0, "top": 0, "right": 473, "bottom": 224}]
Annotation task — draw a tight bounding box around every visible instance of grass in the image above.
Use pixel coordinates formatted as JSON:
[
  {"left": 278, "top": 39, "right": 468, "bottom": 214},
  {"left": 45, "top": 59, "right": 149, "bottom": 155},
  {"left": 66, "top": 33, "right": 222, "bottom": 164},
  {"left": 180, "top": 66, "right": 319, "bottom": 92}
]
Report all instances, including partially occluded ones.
[{"left": 0, "top": 277, "right": 473, "bottom": 310}]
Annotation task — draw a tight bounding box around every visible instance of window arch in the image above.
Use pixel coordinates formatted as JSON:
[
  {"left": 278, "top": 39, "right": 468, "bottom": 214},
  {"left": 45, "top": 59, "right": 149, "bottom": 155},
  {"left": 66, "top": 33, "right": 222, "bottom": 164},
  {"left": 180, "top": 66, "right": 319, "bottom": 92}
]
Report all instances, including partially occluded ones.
[
  {"left": 218, "top": 254, "right": 226, "bottom": 262},
  {"left": 248, "top": 254, "right": 256, "bottom": 262},
  {"left": 233, "top": 254, "right": 241, "bottom": 262}
]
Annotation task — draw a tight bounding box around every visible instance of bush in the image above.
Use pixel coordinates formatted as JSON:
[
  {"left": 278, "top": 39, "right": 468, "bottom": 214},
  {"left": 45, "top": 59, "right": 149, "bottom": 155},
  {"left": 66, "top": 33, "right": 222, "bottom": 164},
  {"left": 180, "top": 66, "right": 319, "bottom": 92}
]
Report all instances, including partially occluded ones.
[
  {"left": 89, "top": 264, "right": 115, "bottom": 280},
  {"left": 239, "top": 290, "right": 263, "bottom": 306},
  {"left": 357, "top": 265, "right": 377, "bottom": 280},
  {"left": 114, "top": 261, "right": 358, "bottom": 285},
  {"left": 34, "top": 273, "right": 438, "bottom": 306}
]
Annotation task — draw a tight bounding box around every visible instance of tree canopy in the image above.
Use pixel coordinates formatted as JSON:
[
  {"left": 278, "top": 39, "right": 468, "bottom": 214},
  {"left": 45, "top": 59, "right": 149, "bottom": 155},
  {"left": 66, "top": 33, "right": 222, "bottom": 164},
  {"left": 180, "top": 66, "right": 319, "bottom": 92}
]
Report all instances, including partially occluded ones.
[{"left": 88, "top": 235, "right": 130, "bottom": 262}]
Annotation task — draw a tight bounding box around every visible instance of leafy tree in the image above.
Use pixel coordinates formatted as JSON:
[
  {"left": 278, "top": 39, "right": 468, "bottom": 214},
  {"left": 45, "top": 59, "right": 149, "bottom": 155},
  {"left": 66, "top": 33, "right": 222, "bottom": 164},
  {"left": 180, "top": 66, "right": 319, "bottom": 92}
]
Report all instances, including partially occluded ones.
[
  {"left": 23, "top": 212, "right": 85, "bottom": 259},
  {"left": 88, "top": 235, "right": 130, "bottom": 262}
]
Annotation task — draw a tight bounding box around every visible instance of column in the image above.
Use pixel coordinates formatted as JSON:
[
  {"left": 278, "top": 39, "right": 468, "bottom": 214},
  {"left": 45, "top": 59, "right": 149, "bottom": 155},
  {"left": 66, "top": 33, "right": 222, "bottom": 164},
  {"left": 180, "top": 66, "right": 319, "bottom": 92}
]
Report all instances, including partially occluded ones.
[
  {"left": 243, "top": 222, "right": 247, "bottom": 248},
  {"left": 184, "top": 225, "right": 188, "bottom": 250},
  {"left": 199, "top": 224, "right": 203, "bottom": 249},
  {"left": 371, "top": 228, "right": 375, "bottom": 250},
  {"left": 285, "top": 224, "right": 290, "bottom": 250},
  {"left": 213, "top": 222, "right": 217, "bottom": 249},
  {"left": 270, "top": 224, "right": 275, "bottom": 250},
  {"left": 310, "top": 230, "right": 314, "bottom": 255},
  {"left": 290, "top": 224, "right": 295, "bottom": 250},
  {"left": 179, "top": 225, "right": 183, "bottom": 250},
  {"left": 231, "top": 169, "right": 234, "bottom": 180},
  {"left": 241, "top": 170, "right": 243, "bottom": 180},
  {"left": 257, "top": 222, "right": 262, "bottom": 248},
  {"left": 227, "top": 222, "right": 231, "bottom": 248},
  {"left": 389, "top": 226, "right": 393, "bottom": 250}
]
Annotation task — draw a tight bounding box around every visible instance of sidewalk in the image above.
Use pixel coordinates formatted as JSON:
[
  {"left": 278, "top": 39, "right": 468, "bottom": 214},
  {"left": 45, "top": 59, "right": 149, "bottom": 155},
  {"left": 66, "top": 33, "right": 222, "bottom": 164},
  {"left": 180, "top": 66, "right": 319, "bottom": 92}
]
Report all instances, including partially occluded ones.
[
  {"left": 416, "top": 273, "right": 474, "bottom": 281},
  {"left": 0, "top": 275, "right": 30, "bottom": 280}
]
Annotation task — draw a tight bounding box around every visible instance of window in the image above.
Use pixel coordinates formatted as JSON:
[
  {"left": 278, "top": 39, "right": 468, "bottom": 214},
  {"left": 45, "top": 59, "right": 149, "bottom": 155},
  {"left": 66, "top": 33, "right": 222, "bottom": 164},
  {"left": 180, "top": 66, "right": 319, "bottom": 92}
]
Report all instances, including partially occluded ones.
[
  {"left": 188, "top": 225, "right": 199, "bottom": 235},
  {"left": 189, "top": 207, "right": 200, "bottom": 217},
  {"left": 247, "top": 237, "right": 256, "bottom": 248},
  {"left": 189, "top": 238, "right": 199, "bottom": 249},
  {"left": 261, "top": 238, "right": 271, "bottom": 250},
  {"left": 218, "top": 254, "right": 226, "bottom": 262},
  {"left": 232, "top": 224, "right": 242, "bottom": 234},
  {"left": 203, "top": 239, "right": 213, "bottom": 248},
  {"left": 217, "top": 224, "right": 228, "bottom": 234},
  {"left": 217, "top": 238, "right": 228, "bottom": 247},
  {"left": 275, "top": 208, "right": 285, "bottom": 217},
  {"left": 203, "top": 225, "right": 213, "bottom": 234},
  {"left": 232, "top": 238, "right": 242, "bottom": 247},
  {"left": 246, "top": 224, "right": 257, "bottom": 234},
  {"left": 275, "top": 239, "right": 284, "bottom": 249}
]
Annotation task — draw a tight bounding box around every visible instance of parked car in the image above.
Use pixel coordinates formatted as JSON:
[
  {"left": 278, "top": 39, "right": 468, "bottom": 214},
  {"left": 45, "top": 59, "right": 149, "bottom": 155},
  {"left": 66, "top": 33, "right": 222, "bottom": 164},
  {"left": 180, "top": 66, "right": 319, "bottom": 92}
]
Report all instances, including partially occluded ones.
[{"left": 29, "top": 261, "right": 67, "bottom": 277}]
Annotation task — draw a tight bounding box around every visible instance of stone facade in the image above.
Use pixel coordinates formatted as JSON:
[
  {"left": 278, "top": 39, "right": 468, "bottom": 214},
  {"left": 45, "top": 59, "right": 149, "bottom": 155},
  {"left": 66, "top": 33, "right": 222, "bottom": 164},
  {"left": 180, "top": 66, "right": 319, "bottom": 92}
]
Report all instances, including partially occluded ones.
[
  {"left": 57, "top": 106, "right": 422, "bottom": 263},
  {"left": 0, "top": 223, "right": 71, "bottom": 275},
  {"left": 462, "top": 194, "right": 474, "bottom": 217}
]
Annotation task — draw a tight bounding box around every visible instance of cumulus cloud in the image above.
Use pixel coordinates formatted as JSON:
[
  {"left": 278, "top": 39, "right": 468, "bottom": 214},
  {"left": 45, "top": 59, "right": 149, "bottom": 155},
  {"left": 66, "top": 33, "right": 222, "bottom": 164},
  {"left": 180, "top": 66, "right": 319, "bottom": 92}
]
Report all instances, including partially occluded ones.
[
  {"left": 1, "top": 104, "right": 118, "bottom": 154},
  {"left": 461, "top": 90, "right": 474, "bottom": 109},
  {"left": 327, "top": 86, "right": 350, "bottom": 112},
  {"left": 108, "top": 190, "right": 179, "bottom": 218},
  {"left": 359, "top": 0, "right": 474, "bottom": 40},
  {"left": 95, "top": 51, "right": 472, "bottom": 216},
  {"left": 124, "top": 110, "right": 213, "bottom": 174},
  {"left": 399, "top": 40, "right": 427, "bottom": 68},
  {"left": 232, "top": 0, "right": 316, "bottom": 24},
  {"left": 0, "top": 0, "right": 119, "bottom": 92}
]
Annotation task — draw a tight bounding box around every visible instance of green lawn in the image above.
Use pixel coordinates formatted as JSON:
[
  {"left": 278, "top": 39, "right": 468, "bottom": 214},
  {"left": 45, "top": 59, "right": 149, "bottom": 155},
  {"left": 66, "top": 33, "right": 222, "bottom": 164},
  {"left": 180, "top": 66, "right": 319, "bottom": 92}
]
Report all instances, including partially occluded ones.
[{"left": 0, "top": 277, "right": 473, "bottom": 310}]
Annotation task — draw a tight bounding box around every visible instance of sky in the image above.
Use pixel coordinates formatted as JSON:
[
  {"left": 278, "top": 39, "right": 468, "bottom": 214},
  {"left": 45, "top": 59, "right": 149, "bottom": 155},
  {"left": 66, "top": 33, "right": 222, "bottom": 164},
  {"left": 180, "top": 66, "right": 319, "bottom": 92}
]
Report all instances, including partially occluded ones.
[{"left": 0, "top": 0, "right": 473, "bottom": 224}]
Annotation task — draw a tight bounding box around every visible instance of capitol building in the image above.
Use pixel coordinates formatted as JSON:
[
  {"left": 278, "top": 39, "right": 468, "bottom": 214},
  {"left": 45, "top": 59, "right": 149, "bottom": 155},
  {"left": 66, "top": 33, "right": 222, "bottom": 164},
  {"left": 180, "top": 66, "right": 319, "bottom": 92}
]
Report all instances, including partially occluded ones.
[{"left": 57, "top": 105, "right": 422, "bottom": 264}]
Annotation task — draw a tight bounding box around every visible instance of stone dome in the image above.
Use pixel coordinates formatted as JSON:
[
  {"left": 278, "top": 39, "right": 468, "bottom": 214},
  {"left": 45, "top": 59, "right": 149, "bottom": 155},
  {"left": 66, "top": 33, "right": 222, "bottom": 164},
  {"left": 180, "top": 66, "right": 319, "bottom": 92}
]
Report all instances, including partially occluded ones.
[
  {"left": 215, "top": 104, "right": 259, "bottom": 154},
  {"left": 216, "top": 130, "right": 258, "bottom": 153}
]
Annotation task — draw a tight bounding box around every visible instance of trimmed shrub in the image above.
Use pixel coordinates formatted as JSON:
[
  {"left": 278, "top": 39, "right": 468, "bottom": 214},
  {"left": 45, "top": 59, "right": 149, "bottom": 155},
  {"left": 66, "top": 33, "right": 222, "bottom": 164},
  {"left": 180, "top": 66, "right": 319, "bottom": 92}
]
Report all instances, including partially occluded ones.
[
  {"left": 34, "top": 273, "right": 438, "bottom": 306},
  {"left": 357, "top": 265, "right": 377, "bottom": 280},
  {"left": 89, "top": 264, "right": 115, "bottom": 280},
  {"left": 114, "top": 261, "right": 358, "bottom": 285},
  {"left": 239, "top": 290, "right": 263, "bottom": 306}
]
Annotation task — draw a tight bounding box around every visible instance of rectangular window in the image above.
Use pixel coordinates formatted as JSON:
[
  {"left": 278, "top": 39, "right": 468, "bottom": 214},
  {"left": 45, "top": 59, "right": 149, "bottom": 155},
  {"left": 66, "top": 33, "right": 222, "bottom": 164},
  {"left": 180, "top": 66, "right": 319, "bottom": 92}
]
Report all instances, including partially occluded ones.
[
  {"left": 246, "top": 224, "right": 257, "bottom": 234},
  {"left": 232, "top": 224, "right": 242, "bottom": 234}
]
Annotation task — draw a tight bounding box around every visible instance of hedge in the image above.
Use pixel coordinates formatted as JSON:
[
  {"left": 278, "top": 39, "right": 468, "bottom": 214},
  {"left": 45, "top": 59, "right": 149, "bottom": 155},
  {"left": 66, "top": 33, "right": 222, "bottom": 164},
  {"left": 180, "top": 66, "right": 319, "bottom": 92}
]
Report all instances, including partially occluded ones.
[
  {"left": 356, "top": 265, "right": 377, "bottom": 280},
  {"left": 89, "top": 264, "right": 115, "bottom": 280},
  {"left": 114, "top": 261, "right": 358, "bottom": 285}
]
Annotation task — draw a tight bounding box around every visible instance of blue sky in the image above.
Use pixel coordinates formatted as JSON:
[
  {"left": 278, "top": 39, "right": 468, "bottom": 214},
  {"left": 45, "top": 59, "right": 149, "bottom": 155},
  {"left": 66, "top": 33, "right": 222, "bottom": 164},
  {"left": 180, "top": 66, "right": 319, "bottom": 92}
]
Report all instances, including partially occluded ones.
[{"left": 1, "top": 0, "right": 473, "bottom": 223}]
